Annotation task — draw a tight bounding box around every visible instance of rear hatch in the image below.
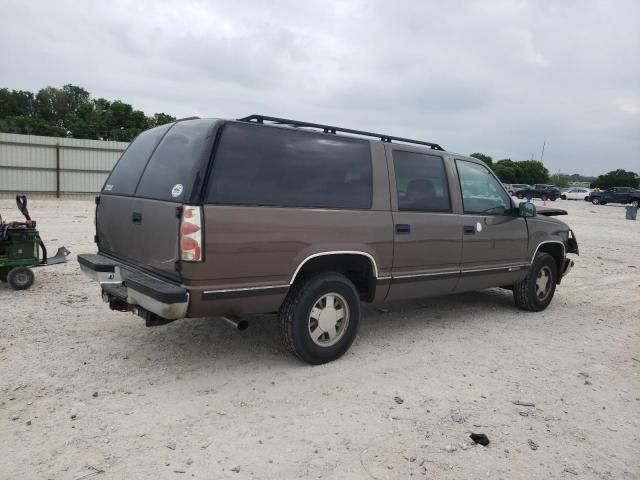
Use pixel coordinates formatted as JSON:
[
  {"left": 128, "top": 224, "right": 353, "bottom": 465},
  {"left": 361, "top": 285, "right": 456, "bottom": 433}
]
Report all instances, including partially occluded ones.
[{"left": 96, "top": 119, "right": 219, "bottom": 281}]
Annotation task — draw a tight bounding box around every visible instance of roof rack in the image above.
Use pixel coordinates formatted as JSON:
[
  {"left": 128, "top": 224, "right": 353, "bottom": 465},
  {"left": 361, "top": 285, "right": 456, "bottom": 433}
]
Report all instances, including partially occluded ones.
[{"left": 237, "top": 115, "right": 445, "bottom": 151}]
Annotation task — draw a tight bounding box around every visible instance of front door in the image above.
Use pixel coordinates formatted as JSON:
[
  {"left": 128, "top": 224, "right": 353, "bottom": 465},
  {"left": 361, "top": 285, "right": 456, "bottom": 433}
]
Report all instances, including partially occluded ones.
[
  {"left": 385, "top": 147, "right": 462, "bottom": 300},
  {"left": 454, "top": 160, "right": 529, "bottom": 292}
]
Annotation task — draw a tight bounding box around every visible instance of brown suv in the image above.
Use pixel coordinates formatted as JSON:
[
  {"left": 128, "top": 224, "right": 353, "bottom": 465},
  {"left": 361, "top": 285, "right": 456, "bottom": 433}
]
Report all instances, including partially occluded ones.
[{"left": 78, "top": 115, "right": 579, "bottom": 364}]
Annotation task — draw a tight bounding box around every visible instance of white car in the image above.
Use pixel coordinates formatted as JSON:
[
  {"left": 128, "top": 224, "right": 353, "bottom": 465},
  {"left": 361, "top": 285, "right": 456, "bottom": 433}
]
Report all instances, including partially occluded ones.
[{"left": 560, "top": 187, "right": 591, "bottom": 201}]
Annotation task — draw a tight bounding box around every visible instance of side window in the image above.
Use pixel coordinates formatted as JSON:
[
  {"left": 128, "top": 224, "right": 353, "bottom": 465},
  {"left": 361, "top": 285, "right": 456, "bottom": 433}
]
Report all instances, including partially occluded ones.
[
  {"left": 102, "top": 123, "right": 172, "bottom": 196},
  {"left": 456, "top": 160, "right": 512, "bottom": 215},
  {"left": 136, "top": 119, "right": 217, "bottom": 202},
  {"left": 207, "top": 123, "right": 373, "bottom": 209},
  {"left": 392, "top": 151, "right": 450, "bottom": 212}
]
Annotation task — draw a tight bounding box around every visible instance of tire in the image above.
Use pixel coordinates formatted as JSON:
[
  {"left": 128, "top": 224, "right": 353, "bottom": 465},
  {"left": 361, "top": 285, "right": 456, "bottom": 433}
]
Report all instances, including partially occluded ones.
[
  {"left": 513, "top": 253, "right": 558, "bottom": 312},
  {"left": 591, "top": 197, "right": 600, "bottom": 205},
  {"left": 7, "top": 267, "right": 35, "bottom": 290},
  {"left": 280, "top": 272, "right": 360, "bottom": 365},
  {"left": 561, "top": 195, "right": 567, "bottom": 200},
  {"left": 631, "top": 199, "right": 639, "bottom": 208},
  {"left": 584, "top": 196, "right": 589, "bottom": 201},
  {"left": 550, "top": 196, "right": 557, "bottom": 201},
  {"left": 517, "top": 193, "right": 524, "bottom": 199}
]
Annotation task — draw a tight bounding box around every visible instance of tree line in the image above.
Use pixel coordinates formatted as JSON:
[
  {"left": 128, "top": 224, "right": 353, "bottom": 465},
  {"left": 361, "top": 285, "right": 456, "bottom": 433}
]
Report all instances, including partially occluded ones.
[
  {"left": 0, "top": 84, "right": 175, "bottom": 142},
  {"left": 469, "top": 153, "right": 638, "bottom": 190}
]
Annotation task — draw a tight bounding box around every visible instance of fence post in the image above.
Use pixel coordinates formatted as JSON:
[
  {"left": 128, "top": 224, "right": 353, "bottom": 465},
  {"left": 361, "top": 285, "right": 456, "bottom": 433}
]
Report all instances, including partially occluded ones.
[{"left": 55, "top": 143, "right": 60, "bottom": 198}]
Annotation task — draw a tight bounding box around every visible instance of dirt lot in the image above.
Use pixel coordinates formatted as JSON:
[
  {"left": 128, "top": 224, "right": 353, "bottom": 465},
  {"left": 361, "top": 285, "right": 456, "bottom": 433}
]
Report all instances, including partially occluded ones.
[{"left": 1, "top": 197, "right": 638, "bottom": 479}]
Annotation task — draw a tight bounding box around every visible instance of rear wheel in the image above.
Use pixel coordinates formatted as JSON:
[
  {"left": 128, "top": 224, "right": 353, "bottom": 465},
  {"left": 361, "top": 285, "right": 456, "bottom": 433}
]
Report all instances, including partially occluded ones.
[
  {"left": 513, "top": 253, "right": 558, "bottom": 312},
  {"left": 550, "top": 196, "right": 557, "bottom": 201},
  {"left": 631, "top": 199, "right": 639, "bottom": 208},
  {"left": 280, "top": 273, "right": 360, "bottom": 365},
  {"left": 561, "top": 195, "right": 567, "bottom": 200},
  {"left": 7, "top": 267, "right": 35, "bottom": 290},
  {"left": 591, "top": 197, "right": 601, "bottom": 205},
  {"left": 517, "top": 193, "right": 524, "bottom": 199},
  {"left": 584, "top": 196, "right": 590, "bottom": 201}
]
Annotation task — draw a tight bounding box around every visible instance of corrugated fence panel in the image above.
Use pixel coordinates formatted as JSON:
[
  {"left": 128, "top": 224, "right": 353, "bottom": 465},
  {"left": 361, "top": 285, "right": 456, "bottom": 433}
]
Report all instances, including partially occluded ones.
[{"left": 0, "top": 132, "right": 128, "bottom": 195}]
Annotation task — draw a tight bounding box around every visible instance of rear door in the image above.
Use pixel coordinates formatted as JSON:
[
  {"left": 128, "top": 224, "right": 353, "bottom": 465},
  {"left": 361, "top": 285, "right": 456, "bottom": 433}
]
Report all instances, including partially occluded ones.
[
  {"left": 97, "top": 119, "right": 219, "bottom": 280},
  {"left": 454, "top": 159, "right": 529, "bottom": 292},
  {"left": 385, "top": 146, "right": 462, "bottom": 300}
]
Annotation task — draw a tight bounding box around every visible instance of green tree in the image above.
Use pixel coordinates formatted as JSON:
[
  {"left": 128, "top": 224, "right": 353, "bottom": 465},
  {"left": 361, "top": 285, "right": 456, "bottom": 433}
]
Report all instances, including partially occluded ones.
[
  {"left": 515, "top": 160, "right": 549, "bottom": 185},
  {"left": 0, "top": 84, "right": 176, "bottom": 141},
  {"left": 493, "top": 159, "right": 518, "bottom": 183},
  {"left": 470, "top": 152, "right": 493, "bottom": 167},
  {"left": 591, "top": 169, "right": 639, "bottom": 189}
]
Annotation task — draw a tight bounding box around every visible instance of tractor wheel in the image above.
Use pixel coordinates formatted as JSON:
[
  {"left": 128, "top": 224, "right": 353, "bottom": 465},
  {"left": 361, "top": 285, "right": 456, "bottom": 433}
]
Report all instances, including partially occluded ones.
[{"left": 7, "top": 267, "right": 35, "bottom": 290}]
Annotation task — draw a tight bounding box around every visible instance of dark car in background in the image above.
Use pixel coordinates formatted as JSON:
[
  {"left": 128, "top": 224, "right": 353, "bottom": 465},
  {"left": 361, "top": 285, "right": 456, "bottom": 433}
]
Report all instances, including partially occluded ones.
[
  {"left": 589, "top": 187, "right": 640, "bottom": 206},
  {"left": 515, "top": 184, "right": 562, "bottom": 201},
  {"left": 507, "top": 184, "right": 531, "bottom": 195}
]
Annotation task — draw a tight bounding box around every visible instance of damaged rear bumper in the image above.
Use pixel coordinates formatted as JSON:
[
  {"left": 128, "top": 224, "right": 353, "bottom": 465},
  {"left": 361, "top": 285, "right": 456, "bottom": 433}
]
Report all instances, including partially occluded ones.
[{"left": 77, "top": 253, "right": 188, "bottom": 322}]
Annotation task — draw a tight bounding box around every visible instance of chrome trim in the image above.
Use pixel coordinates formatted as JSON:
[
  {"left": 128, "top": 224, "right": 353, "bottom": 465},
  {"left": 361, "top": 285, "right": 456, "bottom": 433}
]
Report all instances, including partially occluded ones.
[
  {"left": 203, "top": 284, "right": 289, "bottom": 295},
  {"left": 290, "top": 251, "right": 379, "bottom": 284},
  {"left": 531, "top": 240, "right": 566, "bottom": 263},
  {"left": 393, "top": 270, "right": 458, "bottom": 280},
  {"left": 461, "top": 264, "right": 528, "bottom": 274}
]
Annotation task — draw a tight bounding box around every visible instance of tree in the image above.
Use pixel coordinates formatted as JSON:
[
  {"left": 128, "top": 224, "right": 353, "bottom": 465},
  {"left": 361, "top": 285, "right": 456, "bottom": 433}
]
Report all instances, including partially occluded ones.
[
  {"left": 493, "top": 159, "right": 518, "bottom": 183},
  {"left": 470, "top": 152, "right": 493, "bottom": 167},
  {"left": 0, "top": 84, "right": 176, "bottom": 141},
  {"left": 591, "top": 169, "right": 639, "bottom": 189},
  {"left": 514, "top": 160, "right": 549, "bottom": 185}
]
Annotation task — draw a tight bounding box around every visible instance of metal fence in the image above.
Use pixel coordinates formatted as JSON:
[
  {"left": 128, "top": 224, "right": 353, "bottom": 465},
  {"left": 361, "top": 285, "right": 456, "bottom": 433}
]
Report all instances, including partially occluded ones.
[{"left": 0, "top": 132, "right": 128, "bottom": 196}]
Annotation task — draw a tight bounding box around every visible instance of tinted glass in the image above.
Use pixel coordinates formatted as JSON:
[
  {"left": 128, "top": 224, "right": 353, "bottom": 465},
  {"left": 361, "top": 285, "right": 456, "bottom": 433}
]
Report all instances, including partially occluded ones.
[
  {"left": 456, "top": 160, "right": 512, "bottom": 214},
  {"left": 102, "top": 124, "right": 172, "bottom": 195},
  {"left": 392, "top": 151, "right": 450, "bottom": 212},
  {"left": 136, "top": 119, "right": 217, "bottom": 202},
  {"left": 207, "top": 123, "right": 372, "bottom": 209}
]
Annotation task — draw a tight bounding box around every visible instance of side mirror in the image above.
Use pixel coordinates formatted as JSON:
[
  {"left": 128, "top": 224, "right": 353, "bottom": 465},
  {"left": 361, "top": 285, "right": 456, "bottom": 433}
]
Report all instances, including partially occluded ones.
[{"left": 518, "top": 201, "right": 536, "bottom": 218}]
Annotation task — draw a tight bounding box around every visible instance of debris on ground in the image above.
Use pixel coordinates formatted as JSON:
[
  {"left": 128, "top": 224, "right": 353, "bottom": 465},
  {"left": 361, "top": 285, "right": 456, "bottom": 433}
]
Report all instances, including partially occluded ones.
[
  {"left": 512, "top": 400, "right": 536, "bottom": 407},
  {"left": 469, "top": 433, "right": 490, "bottom": 446},
  {"left": 451, "top": 413, "right": 465, "bottom": 423},
  {"left": 528, "top": 439, "right": 539, "bottom": 450},
  {"left": 564, "top": 467, "right": 578, "bottom": 475},
  {"left": 393, "top": 396, "right": 404, "bottom": 405}
]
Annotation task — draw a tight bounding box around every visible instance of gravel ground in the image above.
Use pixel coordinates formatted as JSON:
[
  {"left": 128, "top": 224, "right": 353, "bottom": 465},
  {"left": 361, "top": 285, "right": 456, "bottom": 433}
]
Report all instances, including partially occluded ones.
[{"left": 1, "top": 197, "right": 639, "bottom": 480}]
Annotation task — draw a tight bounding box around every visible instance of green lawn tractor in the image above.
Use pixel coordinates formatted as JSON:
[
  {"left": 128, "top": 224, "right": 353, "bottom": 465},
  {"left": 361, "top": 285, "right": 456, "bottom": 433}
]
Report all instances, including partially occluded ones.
[{"left": 0, "top": 196, "right": 69, "bottom": 290}]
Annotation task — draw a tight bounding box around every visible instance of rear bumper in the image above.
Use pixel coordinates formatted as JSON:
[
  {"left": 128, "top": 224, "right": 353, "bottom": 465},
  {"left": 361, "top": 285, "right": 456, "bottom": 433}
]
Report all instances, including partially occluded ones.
[{"left": 78, "top": 253, "right": 189, "bottom": 320}]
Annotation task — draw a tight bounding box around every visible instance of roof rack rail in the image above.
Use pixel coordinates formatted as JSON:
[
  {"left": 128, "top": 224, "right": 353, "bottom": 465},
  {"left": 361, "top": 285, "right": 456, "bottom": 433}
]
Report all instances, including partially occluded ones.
[
  {"left": 175, "top": 116, "right": 200, "bottom": 122},
  {"left": 237, "top": 115, "right": 445, "bottom": 151}
]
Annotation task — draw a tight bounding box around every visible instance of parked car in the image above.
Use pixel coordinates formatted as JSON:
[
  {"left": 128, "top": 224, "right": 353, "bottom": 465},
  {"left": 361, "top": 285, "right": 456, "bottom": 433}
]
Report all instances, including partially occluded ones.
[
  {"left": 560, "top": 187, "right": 591, "bottom": 201},
  {"left": 589, "top": 187, "right": 640, "bottom": 206},
  {"left": 515, "top": 184, "right": 561, "bottom": 201},
  {"left": 78, "top": 115, "right": 579, "bottom": 364},
  {"left": 507, "top": 184, "right": 531, "bottom": 195}
]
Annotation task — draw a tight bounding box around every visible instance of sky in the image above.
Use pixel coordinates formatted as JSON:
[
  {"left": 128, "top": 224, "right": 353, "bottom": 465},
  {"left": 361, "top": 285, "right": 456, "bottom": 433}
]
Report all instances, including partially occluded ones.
[{"left": 1, "top": 0, "right": 639, "bottom": 176}]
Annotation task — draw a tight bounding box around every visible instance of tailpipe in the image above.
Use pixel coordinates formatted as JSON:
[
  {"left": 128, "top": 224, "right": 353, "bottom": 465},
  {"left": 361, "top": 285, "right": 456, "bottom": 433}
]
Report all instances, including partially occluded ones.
[{"left": 221, "top": 316, "right": 249, "bottom": 331}]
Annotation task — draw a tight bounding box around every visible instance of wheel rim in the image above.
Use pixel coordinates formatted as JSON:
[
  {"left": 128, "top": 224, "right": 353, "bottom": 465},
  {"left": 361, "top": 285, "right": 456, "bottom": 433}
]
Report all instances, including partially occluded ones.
[
  {"left": 535, "top": 266, "right": 552, "bottom": 301},
  {"left": 632, "top": 200, "right": 639, "bottom": 208},
  {"left": 14, "top": 272, "right": 29, "bottom": 285},
  {"left": 308, "top": 293, "right": 350, "bottom": 347}
]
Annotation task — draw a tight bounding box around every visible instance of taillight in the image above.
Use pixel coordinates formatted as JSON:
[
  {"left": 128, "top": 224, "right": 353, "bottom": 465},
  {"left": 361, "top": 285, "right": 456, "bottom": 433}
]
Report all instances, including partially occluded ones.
[{"left": 180, "top": 205, "right": 203, "bottom": 262}]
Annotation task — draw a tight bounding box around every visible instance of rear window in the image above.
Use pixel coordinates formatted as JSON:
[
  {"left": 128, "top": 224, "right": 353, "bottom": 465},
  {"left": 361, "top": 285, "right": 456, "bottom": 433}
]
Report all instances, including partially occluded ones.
[
  {"left": 136, "top": 119, "right": 217, "bottom": 201},
  {"left": 102, "top": 124, "right": 171, "bottom": 196},
  {"left": 206, "top": 123, "right": 373, "bottom": 209}
]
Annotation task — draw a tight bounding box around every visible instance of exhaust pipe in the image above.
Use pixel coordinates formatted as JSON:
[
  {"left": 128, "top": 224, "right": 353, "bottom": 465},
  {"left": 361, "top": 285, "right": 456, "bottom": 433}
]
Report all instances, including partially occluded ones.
[{"left": 221, "top": 316, "right": 249, "bottom": 331}]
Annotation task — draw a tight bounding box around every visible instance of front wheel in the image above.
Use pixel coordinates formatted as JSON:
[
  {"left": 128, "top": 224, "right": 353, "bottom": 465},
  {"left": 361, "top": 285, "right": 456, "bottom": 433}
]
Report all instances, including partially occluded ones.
[
  {"left": 280, "top": 273, "right": 360, "bottom": 365},
  {"left": 591, "top": 197, "right": 601, "bottom": 205},
  {"left": 561, "top": 195, "right": 567, "bottom": 200},
  {"left": 513, "top": 253, "right": 558, "bottom": 312},
  {"left": 517, "top": 193, "right": 524, "bottom": 199},
  {"left": 550, "top": 196, "right": 557, "bottom": 201},
  {"left": 7, "top": 267, "right": 35, "bottom": 290},
  {"left": 631, "top": 199, "right": 639, "bottom": 208},
  {"left": 584, "top": 196, "right": 590, "bottom": 201}
]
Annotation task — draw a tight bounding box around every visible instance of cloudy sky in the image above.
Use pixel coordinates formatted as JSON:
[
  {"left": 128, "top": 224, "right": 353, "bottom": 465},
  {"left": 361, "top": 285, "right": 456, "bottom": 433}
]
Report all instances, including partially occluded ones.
[{"left": 2, "top": 0, "right": 639, "bottom": 175}]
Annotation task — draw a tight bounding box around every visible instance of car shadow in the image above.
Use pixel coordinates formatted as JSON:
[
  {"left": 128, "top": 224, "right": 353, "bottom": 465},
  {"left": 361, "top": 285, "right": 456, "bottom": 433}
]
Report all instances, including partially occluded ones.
[{"left": 117, "top": 288, "right": 519, "bottom": 372}]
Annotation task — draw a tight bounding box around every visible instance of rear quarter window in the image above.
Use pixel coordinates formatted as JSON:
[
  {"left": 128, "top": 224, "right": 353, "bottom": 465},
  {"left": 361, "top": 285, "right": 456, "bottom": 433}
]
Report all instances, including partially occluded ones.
[
  {"left": 102, "top": 123, "right": 172, "bottom": 196},
  {"left": 207, "top": 123, "right": 373, "bottom": 209},
  {"left": 135, "top": 119, "right": 217, "bottom": 202}
]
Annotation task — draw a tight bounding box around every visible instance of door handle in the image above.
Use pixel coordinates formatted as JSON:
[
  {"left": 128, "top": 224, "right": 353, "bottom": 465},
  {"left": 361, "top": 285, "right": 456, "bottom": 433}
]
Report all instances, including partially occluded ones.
[
  {"left": 132, "top": 212, "right": 142, "bottom": 224},
  {"left": 395, "top": 224, "right": 411, "bottom": 234},
  {"left": 463, "top": 225, "right": 475, "bottom": 235}
]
